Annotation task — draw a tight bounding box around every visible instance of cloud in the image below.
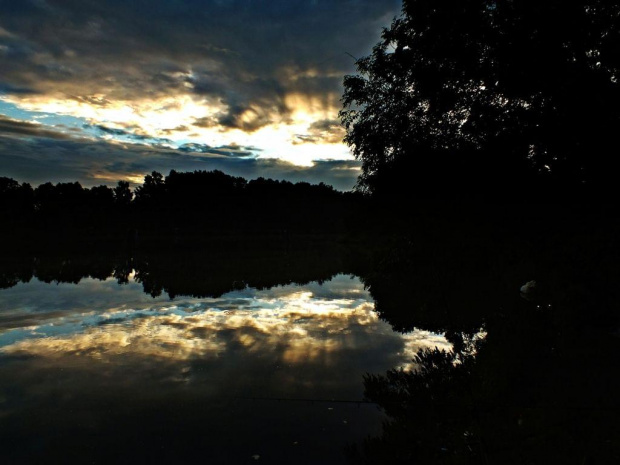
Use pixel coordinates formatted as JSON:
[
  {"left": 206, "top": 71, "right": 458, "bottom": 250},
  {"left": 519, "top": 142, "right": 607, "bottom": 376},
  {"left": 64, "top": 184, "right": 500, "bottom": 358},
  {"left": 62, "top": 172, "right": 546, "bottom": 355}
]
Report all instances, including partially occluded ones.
[
  {"left": 177, "top": 142, "right": 256, "bottom": 158},
  {"left": 0, "top": 273, "right": 448, "bottom": 375},
  {"left": 0, "top": 1, "right": 400, "bottom": 185},
  {"left": 0, "top": 0, "right": 402, "bottom": 131},
  {"left": 0, "top": 82, "right": 36, "bottom": 95},
  {"left": 0, "top": 128, "right": 360, "bottom": 190},
  {"left": 191, "top": 116, "right": 218, "bottom": 129},
  {"left": 0, "top": 114, "right": 72, "bottom": 139},
  {"left": 0, "top": 271, "right": 452, "bottom": 465},
  {"left": 0, "top": 26, "right": 16, "bottom": 38},
  {"left": 84, "top": 123, "right": 174, "bottom": 145},
  {"left": 88, "top": 124, "right": 132, "bottom": 137},
  {"left": 294, "top": 119, "right": 346, "bottom": 145}
]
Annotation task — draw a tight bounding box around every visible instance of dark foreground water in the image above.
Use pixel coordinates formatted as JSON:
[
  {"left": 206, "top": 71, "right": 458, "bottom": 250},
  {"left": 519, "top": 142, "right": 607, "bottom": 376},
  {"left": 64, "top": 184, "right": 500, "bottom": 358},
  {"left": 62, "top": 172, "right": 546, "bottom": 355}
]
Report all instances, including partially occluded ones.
[
  {"left": 0, "top": 269, "right": 447, "bottom": 464},
  {"left": 0, "top": 235, "right": 619, "bottom": 464}
]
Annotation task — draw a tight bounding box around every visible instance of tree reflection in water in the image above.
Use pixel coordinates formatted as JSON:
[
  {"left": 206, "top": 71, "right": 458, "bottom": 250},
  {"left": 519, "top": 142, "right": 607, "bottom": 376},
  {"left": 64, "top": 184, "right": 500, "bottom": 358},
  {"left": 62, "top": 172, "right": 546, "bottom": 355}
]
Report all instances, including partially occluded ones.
[{"left": 349, "top": 225, "right": 620, "bottom": 464}]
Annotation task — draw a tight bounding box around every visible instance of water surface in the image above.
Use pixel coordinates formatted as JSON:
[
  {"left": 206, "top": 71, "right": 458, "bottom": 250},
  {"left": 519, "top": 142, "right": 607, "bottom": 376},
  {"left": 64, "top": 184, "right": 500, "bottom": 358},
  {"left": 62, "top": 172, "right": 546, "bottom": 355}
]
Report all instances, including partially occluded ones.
[{"left": 0, "top": 270, "right": 448, "bottom": 464}]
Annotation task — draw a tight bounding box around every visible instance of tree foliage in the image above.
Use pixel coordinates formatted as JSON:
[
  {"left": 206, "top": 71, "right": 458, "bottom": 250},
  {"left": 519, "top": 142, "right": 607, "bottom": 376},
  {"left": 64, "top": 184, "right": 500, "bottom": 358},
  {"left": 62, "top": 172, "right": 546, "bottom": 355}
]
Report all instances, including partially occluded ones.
[
  {"left": 113, "top": 181, "right": 133, "bottom": 206},
  {"left": 340, "top": 0, "right": 620, "bottom": 198},
  {"left": 0, "top": 170, "right": 356, "bottom": 243}
]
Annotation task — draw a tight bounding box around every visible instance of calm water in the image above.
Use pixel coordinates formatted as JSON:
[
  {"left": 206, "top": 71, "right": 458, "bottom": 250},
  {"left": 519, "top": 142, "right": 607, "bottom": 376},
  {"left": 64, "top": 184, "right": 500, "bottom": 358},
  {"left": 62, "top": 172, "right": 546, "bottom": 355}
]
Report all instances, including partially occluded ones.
[
  {"left": 0, "top": 269, "right": 448, "bottom": 464},
  {"left": 2, "top": 237, "right": 618, "bottom": 464}
]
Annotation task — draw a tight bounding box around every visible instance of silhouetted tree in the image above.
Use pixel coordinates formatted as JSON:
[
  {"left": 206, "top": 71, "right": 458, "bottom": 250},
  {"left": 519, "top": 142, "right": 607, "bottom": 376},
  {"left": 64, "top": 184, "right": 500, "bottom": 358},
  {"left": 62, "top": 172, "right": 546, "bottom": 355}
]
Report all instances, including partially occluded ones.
[
  {"left": 164, "top": 169, "right": 248, "bottom": 217},
  {"left": 134, "top": 171, "right": 166, "bottom": 206},
  {"left": 34, "top": 181, "right": 88, "bottom": 216},
  {"left": 340, "top": 0, "right": 620, "bottom": 199},
  {"left": 88, "top": 185, "right": 115, "bottom": 210},
  {"left": 0, "top": 177, "right": 34, "bottom": 218},
  {"left": 113, "top": 181, "right": 133, "bottom": 206}
]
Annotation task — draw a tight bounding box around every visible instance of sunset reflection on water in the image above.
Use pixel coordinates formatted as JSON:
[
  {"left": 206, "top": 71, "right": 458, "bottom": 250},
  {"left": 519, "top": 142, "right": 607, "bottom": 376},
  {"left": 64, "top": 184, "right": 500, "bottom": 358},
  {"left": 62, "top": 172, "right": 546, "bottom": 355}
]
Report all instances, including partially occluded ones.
[
  {"left": 0, "top": 274, "right": 450, "bottom": 370},
  {"left": 0, "top": 272, "right": 450, "bottom": 464}
]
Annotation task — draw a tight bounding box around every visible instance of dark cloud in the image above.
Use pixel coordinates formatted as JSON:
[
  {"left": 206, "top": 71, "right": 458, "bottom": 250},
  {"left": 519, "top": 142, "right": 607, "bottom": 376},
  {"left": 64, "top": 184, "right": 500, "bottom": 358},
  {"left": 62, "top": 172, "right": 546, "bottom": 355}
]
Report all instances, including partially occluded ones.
[
  {"left": 309, "top": 119, "right": 342, "bottom": 133},
  {"left": 176, "top": 142, "right": 212, "bottom": 153},
  {"left": 0, "top": 130, "right": 359, "bottom": 190},
  {"left": 0, "top": 0, "right": 401, "bottom": 130},
  {"left": 84, "top": 123, "right": 173, "bottom": 145},
  {"left": 0, "top": 82, "right": 37, "bottom": 95},
  {"left": 177, "top": 142, "right": 256, "bottom": 158},
  {"left": 191, "top": 116, "right": 218, "bottom": 129},
  {"left": 0, "top": 114, "right": 72, "bottom": 139},
  {"left": 88, "top": 124, "right": 131, "bottom": 137},
  {"left": 294, "top": 118, "right": 346, "bottom": 145},
  {"left": 295, "top": 134, "right": 319, "bottom": 144}
]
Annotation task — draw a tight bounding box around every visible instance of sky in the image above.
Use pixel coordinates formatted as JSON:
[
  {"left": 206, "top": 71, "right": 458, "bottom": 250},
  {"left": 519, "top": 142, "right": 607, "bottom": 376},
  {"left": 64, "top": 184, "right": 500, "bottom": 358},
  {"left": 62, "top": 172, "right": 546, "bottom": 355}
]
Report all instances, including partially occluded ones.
[{"left": 0, "top": 0, "right": 401, "bottom": 190}]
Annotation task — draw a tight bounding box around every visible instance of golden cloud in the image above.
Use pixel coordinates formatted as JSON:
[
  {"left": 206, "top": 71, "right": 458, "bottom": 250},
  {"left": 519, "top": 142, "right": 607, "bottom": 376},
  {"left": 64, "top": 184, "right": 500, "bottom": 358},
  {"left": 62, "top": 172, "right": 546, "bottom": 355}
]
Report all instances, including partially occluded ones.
[{"left": 2, "top": 290, "right": 448, "bottom": 374}]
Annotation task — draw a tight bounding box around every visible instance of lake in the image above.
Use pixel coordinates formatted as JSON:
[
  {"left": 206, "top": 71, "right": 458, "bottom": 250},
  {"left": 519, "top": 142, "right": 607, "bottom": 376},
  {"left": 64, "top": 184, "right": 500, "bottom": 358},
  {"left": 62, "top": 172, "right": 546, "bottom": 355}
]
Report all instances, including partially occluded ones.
[
  {"left": 0, "top": 261, "right": 448, "bottom": 464},
  {"left": 0, "top": 234, "right": 618, "bottom": 464}
]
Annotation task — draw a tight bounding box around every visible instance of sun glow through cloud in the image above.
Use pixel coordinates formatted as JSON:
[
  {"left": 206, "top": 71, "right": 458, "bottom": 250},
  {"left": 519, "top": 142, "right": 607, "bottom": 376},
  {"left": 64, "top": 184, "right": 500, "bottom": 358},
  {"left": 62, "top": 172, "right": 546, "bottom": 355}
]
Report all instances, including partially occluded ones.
[
  {"left": 0, "top": 0, "right": 401, "bottom": 188},
  {"left": 2, "top": 91, "right": 351, "bottom": 167}
]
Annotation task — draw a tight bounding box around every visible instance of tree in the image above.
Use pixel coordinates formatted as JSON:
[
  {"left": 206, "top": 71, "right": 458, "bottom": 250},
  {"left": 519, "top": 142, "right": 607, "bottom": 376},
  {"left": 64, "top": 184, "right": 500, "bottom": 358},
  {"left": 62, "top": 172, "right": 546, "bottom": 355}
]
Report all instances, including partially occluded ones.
[
  {"left": 113, "top": 181, "right": 133, "bottom": 207},
  {"left": 0, "top": 177, "right": 34, "bottom": 217},
  {"left": 134, "top": 171, "right": 165, "bottom": 206},
  {"left": 340, "top": 0, "right": 620, "bottom": 199},
  {"left": 34, "top": 181, "right": 87, "bottom": 215},
  {"left": 88, "top": 185, "right": 115, "bottom": 209}
]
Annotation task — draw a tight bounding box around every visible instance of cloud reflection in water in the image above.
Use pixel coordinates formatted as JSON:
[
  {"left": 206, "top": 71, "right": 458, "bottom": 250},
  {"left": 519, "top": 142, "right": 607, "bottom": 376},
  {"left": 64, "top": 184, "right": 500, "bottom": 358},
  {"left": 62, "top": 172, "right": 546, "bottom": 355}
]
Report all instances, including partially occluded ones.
[
  {"left": 0, "top": 273, "right": 453, "bottom": 463},
  {"left": 1, "top": 275, "right": 450, "bottom": 373}
]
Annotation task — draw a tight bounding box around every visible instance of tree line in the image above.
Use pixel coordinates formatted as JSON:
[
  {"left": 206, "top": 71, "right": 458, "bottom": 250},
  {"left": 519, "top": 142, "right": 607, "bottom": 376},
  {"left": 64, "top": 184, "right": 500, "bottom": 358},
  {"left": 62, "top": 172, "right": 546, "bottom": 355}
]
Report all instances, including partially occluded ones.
[{"left": 1, "top": 170, "right": 360, "bottom": 243}]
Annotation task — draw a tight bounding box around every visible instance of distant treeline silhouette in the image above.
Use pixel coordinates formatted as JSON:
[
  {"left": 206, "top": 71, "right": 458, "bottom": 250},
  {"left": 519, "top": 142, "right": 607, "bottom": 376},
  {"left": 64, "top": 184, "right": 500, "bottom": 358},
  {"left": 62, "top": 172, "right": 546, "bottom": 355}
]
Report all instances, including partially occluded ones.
[{"left": 1, "top": 170, "right": 362, "bottom": 245}]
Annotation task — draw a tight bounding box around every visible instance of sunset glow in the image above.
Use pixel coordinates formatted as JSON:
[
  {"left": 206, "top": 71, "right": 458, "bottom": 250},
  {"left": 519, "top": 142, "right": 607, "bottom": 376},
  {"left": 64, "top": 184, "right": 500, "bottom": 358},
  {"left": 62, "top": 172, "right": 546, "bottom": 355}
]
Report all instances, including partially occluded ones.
[{"left": 0, "top": 1, "right": 401, "bottom": 189}]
